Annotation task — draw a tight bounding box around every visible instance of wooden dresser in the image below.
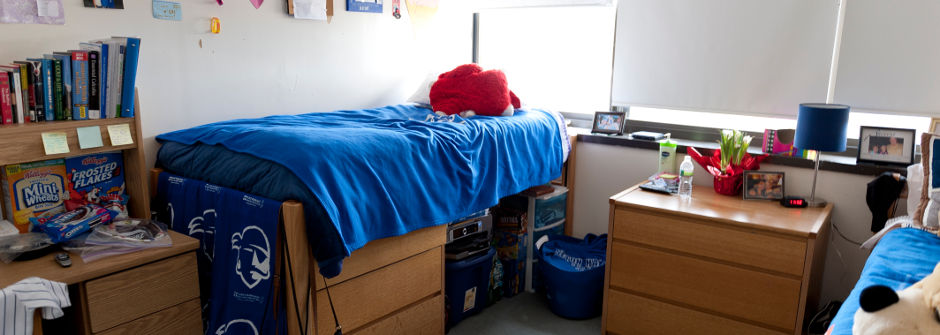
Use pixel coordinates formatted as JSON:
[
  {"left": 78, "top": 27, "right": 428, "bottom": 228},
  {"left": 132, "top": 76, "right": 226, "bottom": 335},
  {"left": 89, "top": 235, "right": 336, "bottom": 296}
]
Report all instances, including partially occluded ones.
[
  {"left": 602, "top": 185, "right": 833, "bottom": 335},
  {"left": 0, "top": 231, "right": 201, "bottom": 335}
]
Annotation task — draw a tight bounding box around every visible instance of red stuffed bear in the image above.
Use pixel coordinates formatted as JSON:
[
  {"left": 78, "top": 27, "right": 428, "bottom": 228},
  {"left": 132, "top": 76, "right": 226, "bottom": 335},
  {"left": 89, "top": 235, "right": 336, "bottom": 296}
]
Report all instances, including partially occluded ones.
[{"left": 429, "top": 64, "right": 521, "bottom": 117}]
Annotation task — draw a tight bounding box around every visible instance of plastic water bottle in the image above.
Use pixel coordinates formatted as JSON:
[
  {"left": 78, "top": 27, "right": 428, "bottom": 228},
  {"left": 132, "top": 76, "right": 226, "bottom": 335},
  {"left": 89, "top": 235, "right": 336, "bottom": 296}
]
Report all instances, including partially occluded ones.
[{"left": 678, "top": 156, "right": 694, "bottom": 199}]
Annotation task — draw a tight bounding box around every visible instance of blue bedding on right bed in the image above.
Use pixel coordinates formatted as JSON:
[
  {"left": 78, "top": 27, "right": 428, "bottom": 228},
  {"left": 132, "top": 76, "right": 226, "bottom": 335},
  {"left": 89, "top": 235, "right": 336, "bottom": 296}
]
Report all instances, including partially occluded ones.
[{"left": 829, "top": 227, "right": 940, "bottom": 334}]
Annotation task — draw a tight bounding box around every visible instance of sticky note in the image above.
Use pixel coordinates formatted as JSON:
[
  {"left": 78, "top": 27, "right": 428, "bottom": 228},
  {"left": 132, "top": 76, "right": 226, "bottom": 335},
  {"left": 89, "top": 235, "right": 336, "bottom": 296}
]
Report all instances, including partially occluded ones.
[
  {"left": 153, "top": 0, "right": 182, "bottom": 21},
  {"left": 41, "top": 132, "right": 70, "bottom": 155},
  {"left": 77, "top": 126, "right": 104, "bottom": 149},
  {"left": 107, "top": 124, "right": 134, "bottom": 146}
]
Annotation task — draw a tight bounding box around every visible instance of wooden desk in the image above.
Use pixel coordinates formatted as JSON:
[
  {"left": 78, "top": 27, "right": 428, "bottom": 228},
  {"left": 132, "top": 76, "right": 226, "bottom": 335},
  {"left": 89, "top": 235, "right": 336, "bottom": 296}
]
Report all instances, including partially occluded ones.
[
  {"left": 602, "top": 185, "right": 833, "bottom": 335},
  {"left": 0, "top": 231, "right": 202, "bottom": 335}
]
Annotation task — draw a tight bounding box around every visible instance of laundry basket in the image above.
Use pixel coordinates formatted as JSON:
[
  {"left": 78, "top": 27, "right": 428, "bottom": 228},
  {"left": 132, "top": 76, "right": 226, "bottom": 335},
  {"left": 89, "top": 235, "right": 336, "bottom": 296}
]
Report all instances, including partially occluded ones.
[{"left": 537, "top": 234, "right": 607, "bottom": 319}]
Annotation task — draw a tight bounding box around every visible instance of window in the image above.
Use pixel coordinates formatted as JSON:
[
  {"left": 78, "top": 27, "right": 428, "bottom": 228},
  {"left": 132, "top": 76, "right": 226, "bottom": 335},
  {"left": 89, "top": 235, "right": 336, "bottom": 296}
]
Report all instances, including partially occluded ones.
[{"left": 476, "top": 5, "right": 616, "bottom": 114}]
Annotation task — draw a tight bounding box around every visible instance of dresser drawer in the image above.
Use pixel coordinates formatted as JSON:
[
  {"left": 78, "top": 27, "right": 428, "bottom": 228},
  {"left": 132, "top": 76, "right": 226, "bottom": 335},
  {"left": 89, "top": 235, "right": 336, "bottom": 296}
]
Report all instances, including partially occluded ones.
[
  {"left": 86, "top": 252, "right": 200, "bottom": 333},
  {"left": 351, "top": 294, "right": 443, "bottom": 335},
  {"left": 606, "top": 289, "right": 785, "bottom": 335},
  {"left": 612, "top": 209, "right": 806, "bottom": 276},
  {"left": 609, "top": 242, "right": 801, "bottom": 331}
]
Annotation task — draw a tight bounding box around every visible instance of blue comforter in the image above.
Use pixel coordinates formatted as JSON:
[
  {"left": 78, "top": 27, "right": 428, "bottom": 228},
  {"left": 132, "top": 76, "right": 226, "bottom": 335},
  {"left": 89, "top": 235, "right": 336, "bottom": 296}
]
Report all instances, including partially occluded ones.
[
  {"left": 829, "top": 228, "right": 940, "bottom": 334},
  {"left": 156, "top": 104, "right": 567, "bottom": 277}
]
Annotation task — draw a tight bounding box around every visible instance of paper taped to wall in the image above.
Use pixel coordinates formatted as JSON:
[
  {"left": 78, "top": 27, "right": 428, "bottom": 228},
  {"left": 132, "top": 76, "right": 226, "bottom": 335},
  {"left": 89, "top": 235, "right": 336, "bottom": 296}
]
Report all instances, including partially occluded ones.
[{"left": 293, "top": 0, "right": 327, "bottom": 20}]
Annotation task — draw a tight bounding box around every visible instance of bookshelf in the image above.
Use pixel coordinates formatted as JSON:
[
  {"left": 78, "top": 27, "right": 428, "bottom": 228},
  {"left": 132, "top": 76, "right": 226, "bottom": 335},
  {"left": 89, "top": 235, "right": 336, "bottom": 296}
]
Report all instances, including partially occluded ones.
[{"left": 0, "top": 90, "right": 149, "bottom": 219}]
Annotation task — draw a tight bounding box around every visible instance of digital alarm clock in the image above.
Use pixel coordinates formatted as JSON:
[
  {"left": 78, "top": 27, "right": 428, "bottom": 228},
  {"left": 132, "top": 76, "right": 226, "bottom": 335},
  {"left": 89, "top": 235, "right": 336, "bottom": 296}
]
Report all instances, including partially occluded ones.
[{"left": 780, "top": 196, "right": 808, "bottom": 208}]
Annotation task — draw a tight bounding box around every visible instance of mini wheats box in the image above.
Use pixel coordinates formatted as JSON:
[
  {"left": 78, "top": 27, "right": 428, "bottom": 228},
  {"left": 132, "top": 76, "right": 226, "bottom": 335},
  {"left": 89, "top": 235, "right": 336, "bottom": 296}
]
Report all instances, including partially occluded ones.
[
  {"left": 2, "top": 159, "right": 68, "bottom": 233},
  {"left": 65, "top": 152, "right": 125, "bottom": 208}
]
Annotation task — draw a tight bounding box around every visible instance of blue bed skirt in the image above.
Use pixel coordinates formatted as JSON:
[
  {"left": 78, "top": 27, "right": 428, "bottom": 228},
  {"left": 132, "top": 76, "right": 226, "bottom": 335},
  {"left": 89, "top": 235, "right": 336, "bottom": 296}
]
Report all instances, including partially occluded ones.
[{"left": 829, "top": 227, "right": 940, "bottom": 334}]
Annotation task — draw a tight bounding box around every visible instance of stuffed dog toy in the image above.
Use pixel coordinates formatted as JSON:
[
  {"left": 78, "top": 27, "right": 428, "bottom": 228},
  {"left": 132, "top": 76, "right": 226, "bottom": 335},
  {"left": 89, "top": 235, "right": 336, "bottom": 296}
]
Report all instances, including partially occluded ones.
[{"left": 853, "top": 261, "right": 940, "bottom": 334}]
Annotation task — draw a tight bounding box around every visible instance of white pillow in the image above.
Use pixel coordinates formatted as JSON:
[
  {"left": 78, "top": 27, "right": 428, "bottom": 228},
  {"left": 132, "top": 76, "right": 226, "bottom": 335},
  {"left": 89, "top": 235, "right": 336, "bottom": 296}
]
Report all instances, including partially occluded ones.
[
  {"left": 406, "top": 72, "right": 438, "bottom": 106},
  {"left": 908, "top": 163, "right": 923, "bottom": 218}
]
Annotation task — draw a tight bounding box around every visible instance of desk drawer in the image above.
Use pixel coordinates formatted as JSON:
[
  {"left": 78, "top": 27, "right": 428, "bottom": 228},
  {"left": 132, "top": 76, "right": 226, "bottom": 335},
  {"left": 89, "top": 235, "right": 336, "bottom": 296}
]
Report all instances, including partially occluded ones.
[
  {"left": 606, "top": 289, "right": 785, "bottom": 335},
  {"left": 609, "top": 242, "right": 800, "bottom": 331},
  {"left": 612, "top": 209, "right": 806, "bottom": 276},
  {"left": 96, "top": 298, "right": 202, "bottom": 335},
  {"left": 86, "top": 252, "right": 200, "bottom": 333}
]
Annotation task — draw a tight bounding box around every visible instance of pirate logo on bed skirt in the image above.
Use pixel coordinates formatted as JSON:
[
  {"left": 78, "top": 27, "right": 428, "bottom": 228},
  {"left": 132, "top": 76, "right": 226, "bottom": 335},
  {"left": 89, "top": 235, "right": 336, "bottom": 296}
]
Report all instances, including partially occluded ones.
[
  {"left": 232, "top": 225, "right": 271, "bottom": 289},
  {"left": 188, "top": 208, "right": 218, "bottom": 262},
  {"left": 215, "top": 319, "right": 259, "bottom": 335}
]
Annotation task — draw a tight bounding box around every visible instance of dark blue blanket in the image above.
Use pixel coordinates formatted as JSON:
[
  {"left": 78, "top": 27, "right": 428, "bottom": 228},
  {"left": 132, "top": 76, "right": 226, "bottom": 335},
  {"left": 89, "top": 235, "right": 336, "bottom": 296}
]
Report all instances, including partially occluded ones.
[
  {"left": 829, "top": 228, "right": 940, "bottom": 334},
  {"left": 156, "top": 104, "right": 566, "bottom": 277}
]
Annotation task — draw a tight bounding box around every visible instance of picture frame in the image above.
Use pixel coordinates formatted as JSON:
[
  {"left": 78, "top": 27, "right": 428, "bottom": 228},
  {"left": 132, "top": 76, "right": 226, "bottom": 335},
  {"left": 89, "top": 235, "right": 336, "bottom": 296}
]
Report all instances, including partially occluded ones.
[
  {"left": 930, "top": 117, "right": 940, "bottom": 134},
  {"left": 591, "top": 111, "right": 626, "bottom": 135},
  {"left": 743, "top": 171, "right": 785, "bottom": 200},
  {"left": 857, "top": 126, "right": 917, "bottom": 166}
]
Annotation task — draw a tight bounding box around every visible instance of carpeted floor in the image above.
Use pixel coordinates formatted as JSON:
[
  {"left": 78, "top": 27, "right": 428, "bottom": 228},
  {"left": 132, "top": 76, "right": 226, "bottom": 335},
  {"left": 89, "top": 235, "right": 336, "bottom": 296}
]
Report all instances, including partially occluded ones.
[{"left": 447, "top": 292, "right": 601, "bottom": 334}]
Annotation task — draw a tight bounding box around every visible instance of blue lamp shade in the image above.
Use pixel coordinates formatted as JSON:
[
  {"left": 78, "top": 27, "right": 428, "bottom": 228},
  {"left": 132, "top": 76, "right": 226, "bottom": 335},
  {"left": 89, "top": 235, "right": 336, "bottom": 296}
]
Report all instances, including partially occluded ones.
[{"left": 794, "top": 103, "right": 850, "bottom": 152}]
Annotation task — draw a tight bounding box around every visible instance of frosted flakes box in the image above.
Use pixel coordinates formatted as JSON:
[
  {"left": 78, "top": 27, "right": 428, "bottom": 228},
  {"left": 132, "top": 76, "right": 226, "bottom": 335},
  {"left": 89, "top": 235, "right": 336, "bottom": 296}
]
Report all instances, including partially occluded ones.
[
  {"left": 65, "top": 152, "right": 125, "bottom": 210},
  {"left": 1, "top": 159, "right": 68, "bottom": 233}
]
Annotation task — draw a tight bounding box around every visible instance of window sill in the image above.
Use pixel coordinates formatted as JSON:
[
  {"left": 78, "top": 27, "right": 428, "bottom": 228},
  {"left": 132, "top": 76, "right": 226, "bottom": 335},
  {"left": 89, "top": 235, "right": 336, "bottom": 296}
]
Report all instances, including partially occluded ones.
[{"left": 575, "top": 130, "right": 908, "bottom": 176}]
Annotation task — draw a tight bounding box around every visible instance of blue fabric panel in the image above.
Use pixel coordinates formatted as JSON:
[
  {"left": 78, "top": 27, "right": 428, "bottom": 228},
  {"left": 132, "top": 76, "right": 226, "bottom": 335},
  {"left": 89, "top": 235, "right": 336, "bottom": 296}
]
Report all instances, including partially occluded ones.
[
  {"left": 156, "top": 104, "right": 565, "bottom": 278},
  {"left": 829, "top": 228, "right": 940, "bottom": 334},
  {"left": 155, "top": 173, "right": 283, "bottom": 335}
]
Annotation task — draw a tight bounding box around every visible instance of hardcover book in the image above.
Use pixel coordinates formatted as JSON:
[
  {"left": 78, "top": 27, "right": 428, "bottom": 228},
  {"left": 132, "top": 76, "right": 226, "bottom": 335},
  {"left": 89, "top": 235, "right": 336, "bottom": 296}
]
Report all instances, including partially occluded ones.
[
  {"left": 46, "top": 57, "right": 64, "bottom": 120},
  {"left": 0, "top": 73, "right": 11, "bottom": 124},
  {"left": 24, "top": 59, "right": 47, "bottom": 122},
  {"left": 51, "top": 52, "right": 73, "bottom": 120},
  {"left": 71, "top": 51, "right": 89, "bottom": 120},
  {"left": 87, "top": 50, "right": 100, "bottom": 118},
  {"left": 116, "top": 37, "right": 139, "bottom": 118},
  {"left": 81, "top": 42, "right": 107, "bottom": 119}
]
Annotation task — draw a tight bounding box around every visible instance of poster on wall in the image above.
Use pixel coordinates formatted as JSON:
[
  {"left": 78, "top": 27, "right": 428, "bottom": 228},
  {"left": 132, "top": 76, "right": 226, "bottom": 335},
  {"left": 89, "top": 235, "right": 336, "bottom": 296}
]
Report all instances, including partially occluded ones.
[
  {"left": 0, "top": 0, "right": 65, "bottom": 24},
  {"left": 83, "top": 0, "right": 124, "bottom": 9},
  {"left": 347, "top": 0, "right": 381, "bottom": 13}
]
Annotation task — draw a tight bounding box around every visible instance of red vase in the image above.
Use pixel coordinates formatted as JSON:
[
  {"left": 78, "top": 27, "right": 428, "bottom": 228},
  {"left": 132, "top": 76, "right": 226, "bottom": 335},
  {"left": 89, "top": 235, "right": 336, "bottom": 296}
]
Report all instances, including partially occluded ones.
[{"left": 713, "top": 174, "right": 743, "bottom": 196}]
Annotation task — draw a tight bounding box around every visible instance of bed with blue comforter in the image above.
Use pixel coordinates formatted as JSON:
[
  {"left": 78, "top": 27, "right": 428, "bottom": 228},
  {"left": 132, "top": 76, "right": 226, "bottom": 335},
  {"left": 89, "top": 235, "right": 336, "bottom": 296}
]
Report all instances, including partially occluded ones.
[
  {"left": 828, "top": 227, "right": 940, "bottom": 334},
  {"left": 156, "top": 104, "right": 569, "bottom": 278}
]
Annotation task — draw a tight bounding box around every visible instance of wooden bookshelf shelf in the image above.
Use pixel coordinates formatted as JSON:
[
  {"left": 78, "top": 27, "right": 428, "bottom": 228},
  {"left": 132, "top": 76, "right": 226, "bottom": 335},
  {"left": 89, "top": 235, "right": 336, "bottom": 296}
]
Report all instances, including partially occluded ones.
[
  {"left": 0, "top": 117, "right": 137, "bottom": 166},
  {"left": 0, "top": 92, "right": 149, "bottom": 219}
]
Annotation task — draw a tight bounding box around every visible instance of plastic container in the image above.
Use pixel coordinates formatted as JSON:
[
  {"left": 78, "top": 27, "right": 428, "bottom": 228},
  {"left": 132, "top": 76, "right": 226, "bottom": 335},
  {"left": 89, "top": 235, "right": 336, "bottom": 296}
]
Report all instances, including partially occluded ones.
[
  {"left": 533, "top": 191, "right": 567, "bottom": 229},
  {"left": 445, "top": 246, "right": 496, "bottom": 329},
  {"left": 658, "top": 135, "right": 677, "bottom": 175},
  {"left": 679, "top": 156, "right": 694, "bottom": 199},
  {"left": 531, "top": 221, "right": 565, "bottom": 291},
  {"left": 538, "top": 234, "right": 607, "bottom": 319}
]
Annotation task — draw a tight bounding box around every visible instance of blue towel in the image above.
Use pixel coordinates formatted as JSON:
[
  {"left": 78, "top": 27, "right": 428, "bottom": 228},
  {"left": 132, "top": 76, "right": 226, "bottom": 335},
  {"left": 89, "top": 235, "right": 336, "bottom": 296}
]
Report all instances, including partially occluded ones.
[
  {"left": 155, "top": 173, "right": 283, "bottom": 335},
  {"left": 156, "top": 104, "right": 566, "bottom": 277}
]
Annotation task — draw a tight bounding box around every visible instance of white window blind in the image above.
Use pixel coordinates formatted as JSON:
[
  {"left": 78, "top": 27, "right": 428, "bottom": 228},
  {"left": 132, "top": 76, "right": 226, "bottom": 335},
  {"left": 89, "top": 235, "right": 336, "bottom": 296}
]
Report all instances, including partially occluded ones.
[
  {"left": 833, "top": 0, "right": 940, "bottom": 117},
  {"left": 471, "top": 0, "right": 613, "bottom": 9},
  {"left": 610, "top": 0, "right": 840, "bottom": 117},
  {"left": 477, "top": 6, "right": 616, "bottom": 113}
]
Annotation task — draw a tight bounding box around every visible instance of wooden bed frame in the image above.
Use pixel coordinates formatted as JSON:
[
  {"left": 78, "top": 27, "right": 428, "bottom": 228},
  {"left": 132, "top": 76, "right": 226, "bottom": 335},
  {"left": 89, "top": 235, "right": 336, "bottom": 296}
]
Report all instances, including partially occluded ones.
[
  {"left": 148, "top": 131, "right": 578, "bottom": 335},
  {"left": 149, "top": 169, "right": 446, "bottom": 335}
]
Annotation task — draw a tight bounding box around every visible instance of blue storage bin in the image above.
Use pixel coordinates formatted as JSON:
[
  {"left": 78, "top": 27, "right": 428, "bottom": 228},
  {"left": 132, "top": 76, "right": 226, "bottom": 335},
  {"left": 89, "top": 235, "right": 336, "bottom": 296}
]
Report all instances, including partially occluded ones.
[
  {"left": 538, "top": 234, "right": 607, "bottom": 319},
  {"left": 531, "top": 221, "right": 565, "bottom": 291},
  {"left": 445, "top": 247, "right": 496, "bottom": 328}
]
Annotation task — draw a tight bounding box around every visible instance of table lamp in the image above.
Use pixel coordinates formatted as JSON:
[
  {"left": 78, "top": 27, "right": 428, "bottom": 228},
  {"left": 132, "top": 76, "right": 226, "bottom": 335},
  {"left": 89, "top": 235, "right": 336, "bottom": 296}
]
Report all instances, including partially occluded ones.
[{"left": 794, "top": 103, "right": 850, "bottom": 207}]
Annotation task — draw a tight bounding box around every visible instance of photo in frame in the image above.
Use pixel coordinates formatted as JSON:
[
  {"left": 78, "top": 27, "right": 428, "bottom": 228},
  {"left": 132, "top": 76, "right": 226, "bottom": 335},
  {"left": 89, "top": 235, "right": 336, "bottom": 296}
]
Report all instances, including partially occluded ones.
[
  {"left": 857, "top": 126, "right": 916, "bottom": 166},
  {"left": 591, "top": 111, "right": 626, "bottom": 135},
  {"left": 743, "top": 171, "right": 785, "bottom": 200}
]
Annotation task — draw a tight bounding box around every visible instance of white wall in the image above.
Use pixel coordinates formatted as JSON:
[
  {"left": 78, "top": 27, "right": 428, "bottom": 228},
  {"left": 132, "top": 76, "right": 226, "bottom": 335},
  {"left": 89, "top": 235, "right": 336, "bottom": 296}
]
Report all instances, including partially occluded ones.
[
  {"left": 0, "top": 1, "right": 470, "bottom": 168},
  {"left": 572, "top": 141, "right": 877, "bottom": 310}
]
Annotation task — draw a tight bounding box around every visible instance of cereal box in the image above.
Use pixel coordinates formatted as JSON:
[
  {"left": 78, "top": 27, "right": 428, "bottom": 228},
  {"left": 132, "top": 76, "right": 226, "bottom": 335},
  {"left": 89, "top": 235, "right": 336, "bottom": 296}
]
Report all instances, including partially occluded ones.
[
  {"left": 65, "top": 152, "right": 125, "bottom": 210},
  {"left": 1, "top": 159, "right": 68, "bottom": 233}
]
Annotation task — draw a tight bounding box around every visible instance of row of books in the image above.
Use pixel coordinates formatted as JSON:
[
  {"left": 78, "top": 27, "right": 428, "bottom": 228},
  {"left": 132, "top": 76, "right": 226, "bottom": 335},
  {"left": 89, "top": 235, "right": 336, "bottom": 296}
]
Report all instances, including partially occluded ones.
[{"left": 0, "top": 37, "right": 141, "bottom": 125}]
